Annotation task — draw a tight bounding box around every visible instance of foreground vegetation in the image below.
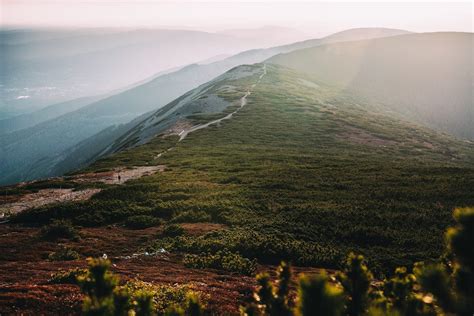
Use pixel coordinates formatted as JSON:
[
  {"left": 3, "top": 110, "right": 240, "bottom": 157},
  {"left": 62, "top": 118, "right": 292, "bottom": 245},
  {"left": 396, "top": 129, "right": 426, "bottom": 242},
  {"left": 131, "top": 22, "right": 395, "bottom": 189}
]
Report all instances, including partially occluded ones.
[
  {"left": 67, "top": 207, "right": 472, "bottom": 315},
  {"left": 11, "top": 64, "right": 474, "bottom": 274},
  {"left": 242, "top": 207, "right": 474, "bottom": 316},
  {"left": 76, "top": 258, "right": 205, "bottom": 316}
]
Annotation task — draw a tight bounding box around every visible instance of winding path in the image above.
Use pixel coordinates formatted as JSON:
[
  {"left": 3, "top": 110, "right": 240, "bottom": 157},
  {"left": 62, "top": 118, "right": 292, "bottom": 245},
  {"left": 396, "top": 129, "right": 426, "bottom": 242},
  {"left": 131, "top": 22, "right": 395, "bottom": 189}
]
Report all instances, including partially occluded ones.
[{"left": 178, "top": 63, "right": 266, "bottom": 141}]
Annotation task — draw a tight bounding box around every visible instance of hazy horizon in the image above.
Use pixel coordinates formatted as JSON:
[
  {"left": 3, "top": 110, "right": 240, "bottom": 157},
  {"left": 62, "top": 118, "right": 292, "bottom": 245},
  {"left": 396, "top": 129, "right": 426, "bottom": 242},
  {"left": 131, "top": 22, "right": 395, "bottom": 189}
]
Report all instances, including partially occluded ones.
[{"left": 2, "top": 1, "right": 472, "bottom": 38}]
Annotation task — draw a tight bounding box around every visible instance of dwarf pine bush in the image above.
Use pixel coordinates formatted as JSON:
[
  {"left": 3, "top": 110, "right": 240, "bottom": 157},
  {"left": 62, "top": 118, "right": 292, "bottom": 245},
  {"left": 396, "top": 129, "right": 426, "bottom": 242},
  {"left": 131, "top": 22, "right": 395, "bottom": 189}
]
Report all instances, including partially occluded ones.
[
  {"left": 112, "top": 288, "right": 132, "bottom": 316},
  {"left": 383, "top": 267, "right": 433, "bottom": 315},
  {"left": 161, "top": 224, "right": 185, "bottom": 237},
  {"left": 240, "top": 262, "right": 293, "bottom": 316},
  {"left": 297, "top": 273, "right": 344, "bottom": 316},
  {"left": 48, "top": 268, "right": 87, "bottom": 284},
  {"left": 48, "top": 246, "right": 81, "bottom": 261},
  {"left": 165, "top": 293, "right": 204, "bottom": 316},
  {"left": 78, "top": 258, "right": 119, "bottom": 315},
  {"left": 40, "top": 219, "right": 80, "bottom": 241},
  {"left": 171, "top": 210, "right": 212, "bottom": 223},
  {"left": 415, "top": 207, "right": 474, "bottom": 315},
  {"left": 77, "top": 258, "right": 205, "bottom": 316},
  {"left": 123, "top": 279, "right": 205, "bottom": 314},
  {"left": 183, "top": 250, "right": 257, "bottom": 275},
  {"left": 124, "top": 215, "right": 161, "bottom": 229},
  {"left": 135, "top": 290, "right": 155, "bottom": 316},
  {"left": 241, "top": 207, "right": 474, "bottom": 316},
  {"left": 336, "top": 253, "right": 373, "bottom": 316}
]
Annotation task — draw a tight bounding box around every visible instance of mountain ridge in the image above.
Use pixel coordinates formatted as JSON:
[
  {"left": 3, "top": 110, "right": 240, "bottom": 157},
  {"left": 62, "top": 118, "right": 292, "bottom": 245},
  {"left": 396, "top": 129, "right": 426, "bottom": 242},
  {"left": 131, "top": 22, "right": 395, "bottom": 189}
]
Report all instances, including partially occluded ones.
[{"left": 0, "top": 27, "right": 411, "bottom": 185}]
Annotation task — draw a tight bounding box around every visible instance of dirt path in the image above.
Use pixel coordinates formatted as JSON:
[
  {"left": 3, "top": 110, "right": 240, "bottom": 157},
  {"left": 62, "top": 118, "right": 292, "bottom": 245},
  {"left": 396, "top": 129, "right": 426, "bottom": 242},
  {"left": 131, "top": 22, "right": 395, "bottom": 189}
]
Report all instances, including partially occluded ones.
[
  {"left": 69, "top": 165, "right": 165, "bottom": 185},
  {"left": 0, "top": 166, "right": 165, "bottom": 217},
  {"left": 0, "top": 188, "right": 101, "bottom": 217},
  {"left": 178, "top": 63, "right": 266, "bottom": 141}
]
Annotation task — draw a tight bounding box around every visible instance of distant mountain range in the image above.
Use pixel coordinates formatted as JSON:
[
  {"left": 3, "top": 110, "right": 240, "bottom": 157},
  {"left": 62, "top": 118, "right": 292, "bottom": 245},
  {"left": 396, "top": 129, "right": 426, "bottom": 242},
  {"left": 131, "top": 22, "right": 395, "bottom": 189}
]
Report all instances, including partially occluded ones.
[
  {"left": 0, "top": 27, "right": 290, "bottom": 117},
  {"left": 219, "top": 26, "right": 309, "bottom": 48}
]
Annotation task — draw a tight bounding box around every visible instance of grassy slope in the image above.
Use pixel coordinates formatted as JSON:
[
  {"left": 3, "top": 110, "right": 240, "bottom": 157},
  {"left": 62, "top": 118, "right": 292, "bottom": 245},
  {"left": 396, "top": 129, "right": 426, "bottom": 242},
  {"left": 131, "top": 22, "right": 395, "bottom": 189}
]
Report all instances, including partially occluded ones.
[
  {"left": 269, "top": 32, "right": 474, "bottom": 140},
  {"left": 15, "top": 64, "right": 474, "bottom": 272}
]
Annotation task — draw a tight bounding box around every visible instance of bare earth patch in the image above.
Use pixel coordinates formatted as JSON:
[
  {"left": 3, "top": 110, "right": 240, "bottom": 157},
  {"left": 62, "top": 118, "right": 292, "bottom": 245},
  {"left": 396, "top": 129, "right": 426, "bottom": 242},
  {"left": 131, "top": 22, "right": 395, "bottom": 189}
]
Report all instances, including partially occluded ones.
[
  {"left": 161, "top": 120, "right": 194, "bottom": 138},
  {"left": 422, "top": 141, "right": 435, "bottom": 149},
  {"left": 0, "top": 166, "right": 165, "bottom": 217},
  {"left": 0, "top": 188, "right": 101, "bottom": 217},
  {"left": 69, "top": 165, "right": 165, "bottom": 185},
  {"left": 341, "top": 126, "right": 398, "bottom": 147}
]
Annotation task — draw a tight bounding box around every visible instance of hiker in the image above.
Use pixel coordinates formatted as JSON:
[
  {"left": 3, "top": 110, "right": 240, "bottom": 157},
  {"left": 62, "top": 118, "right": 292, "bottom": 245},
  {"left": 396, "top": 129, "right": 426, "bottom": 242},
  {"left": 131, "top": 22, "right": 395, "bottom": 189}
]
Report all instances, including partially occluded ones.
[{"left": 118, "top": 174, "right": 121, "bottom": 183}]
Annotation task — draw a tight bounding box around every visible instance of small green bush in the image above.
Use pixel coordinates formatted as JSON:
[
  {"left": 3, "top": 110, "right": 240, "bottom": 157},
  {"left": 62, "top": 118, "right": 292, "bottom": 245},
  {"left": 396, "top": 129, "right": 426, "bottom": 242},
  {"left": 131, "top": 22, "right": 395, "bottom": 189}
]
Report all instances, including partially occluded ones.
[
  {"left": 161, "top": 224, "right": 185, "bottom": 237},
  {"left": 297, "top": 272, "right": 345, "bottom": 316},
  {"left": 78, "top": 258, "right": 119, "bottom": 315},
  {"left": 165, "top": 293, "right": 205, "bottom": 316},
  {"left": 241, "top": 262, "right": 292, "bottom": 315},
  {"left": 48, "top": 268, "right": 87, "bottom": 284},
  {"left": 124, "top": 215, "right": 161, "bottom": 229},
  {"left": 12, "top": 199, "right": 153, "bottom": 227},
  {"left": 336, "top": 253, "right": 373, "bottom": 316},
  {"left": 48, "top": 247, "right": 81, "bottom": 261},
  {"left": 241, "top": 207, "right": 474, "bottom": 316},
  {"left": 171, "top": 210, "right": 212, "bottom": 223},
  {"left": 183, "top": 250, "right": 256, "bottom": 275},
  {"left": 415, "top": 207, "right": 474, "bottom": 315},
  {"left": 40, "top": 219, "right": 80, "bottom": 241},
  {"left": 113, "top": 288, "right": 132, "bottom": 316},
  {"left": 75, "top": 257, "right": 206, "bottom": 315},
  {"left": 124, "top": 279, "right": 205, "bottom": 315},
  {"left": 134, "top": 290, "right": 155, "bottom": 316}
]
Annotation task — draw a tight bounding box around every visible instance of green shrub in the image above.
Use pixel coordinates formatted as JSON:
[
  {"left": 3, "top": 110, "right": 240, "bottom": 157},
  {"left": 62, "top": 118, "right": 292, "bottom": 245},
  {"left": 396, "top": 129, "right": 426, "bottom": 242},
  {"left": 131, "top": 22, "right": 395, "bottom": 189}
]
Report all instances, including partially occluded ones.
[
  {"left": 240, "top": 262, "right": 292, "bottom": 316},
  {"left": 165, "top": 293, "right": 205, "bottom": 316},
  {"left": 134, "top": 290, "right": 155, "bottom": 316},
  {"left": 76, "top": 257, "right": 206, "bottom": 315},
  {"left": 73, "top": 201, "right": 152, "bottom": 227},
  {"left": 40, "top": 219, "right": 80, "bottom": 241},
  {"left": 78, "top": 258, "right": 120, "bottom": 315},
  {"left": 13, "top": 199, "right": 153, "bottom": 227},
  {"left": 383, "top": 267, "right": 431, "bottom": 315},
  {"left": 415, "top": 207, "right": 474, "bottom": 315},
  {"left": 242, "top": 207, "right": 474, "bottom": 316},
  {"left": 297, "top": 273, "right": 344, "bottom": 316},
  {"left": 336, "top": 253, "right": 373, "bottom": 316},
  {"left": 48, "top": 247, "right": 81, "bottom": 261},
  {"left": 242, "top": 261, "right": 346, "bottom": 316},
  {"left": 152, "top": 228, "right": 341, "bottom": 267},
  {"left": 48, "top": 268, "right": 87, "bottom": 284},
  {"left": 183, "top": 250, "right": 256, "bottom": 275},
  {"left": 161, "top": 224, "right": 185, "bottom": 237},
  {"left": 123, "top": 279, "right": 205, "bottom": 315},
  {"left": 113, "top": 288, "right": 132, "bottom": 316},
  {"left": 241, "top": 258, "right": 437, "bottom": 316},
  {"left": 124, "top": 215, "right": 161, "bottom": 229},
  {"left": 171, "top": 210, "right": 212, "bottom": 223}
]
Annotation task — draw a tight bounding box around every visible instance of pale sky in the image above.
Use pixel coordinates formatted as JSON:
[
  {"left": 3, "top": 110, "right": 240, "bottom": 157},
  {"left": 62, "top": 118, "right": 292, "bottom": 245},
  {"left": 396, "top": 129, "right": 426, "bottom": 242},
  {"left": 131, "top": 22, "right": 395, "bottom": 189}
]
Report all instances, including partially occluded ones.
[{"left": 1, "top": 0, "right": 472, "bottom": 36}]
